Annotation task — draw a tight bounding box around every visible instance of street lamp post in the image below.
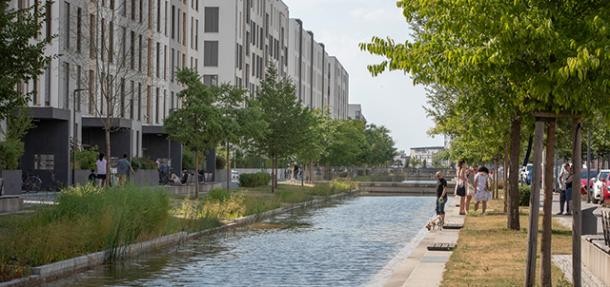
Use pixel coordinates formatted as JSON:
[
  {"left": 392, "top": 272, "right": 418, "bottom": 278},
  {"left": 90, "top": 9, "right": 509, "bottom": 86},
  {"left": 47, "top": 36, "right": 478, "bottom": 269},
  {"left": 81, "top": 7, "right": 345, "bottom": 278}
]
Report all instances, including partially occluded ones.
[{"left": 72, "top": 88, "right": 87, "bottom": 186}]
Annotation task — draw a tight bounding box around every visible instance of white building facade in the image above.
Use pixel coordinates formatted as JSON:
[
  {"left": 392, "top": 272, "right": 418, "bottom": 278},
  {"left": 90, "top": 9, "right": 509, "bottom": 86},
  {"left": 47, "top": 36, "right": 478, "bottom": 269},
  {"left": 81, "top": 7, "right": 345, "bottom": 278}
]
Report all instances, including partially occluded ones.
[{"left": 9, "top": 0, "right": 349, "bottom": 187}]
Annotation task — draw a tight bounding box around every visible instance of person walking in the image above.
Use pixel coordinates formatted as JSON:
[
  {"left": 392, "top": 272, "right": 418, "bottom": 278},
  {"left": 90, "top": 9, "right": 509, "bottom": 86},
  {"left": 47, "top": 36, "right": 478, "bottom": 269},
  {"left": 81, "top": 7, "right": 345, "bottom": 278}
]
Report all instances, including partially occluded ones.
[
  {"left": 96, "top": 153, "right": 107, "bottom": 187},
  {"left": 435, "top": 171, "right": 448, "bottom": 225},
  {"left": 565, "top": 164, "right": 574, "bottom": 215},
  {"left": 474, "top": 166, "right": 491, "bottom": 214},
  {"left": 465, "top": 164, "right": 478, "bottom": 213},
  {"left": 455, "top": 160, "right": 467, "bottom": 215},
  {"left": 557, "top": 163, "right": 570, "bottom": 215},
  {"left": 117, "top": 154, "right": 135, "bottom": 186}
]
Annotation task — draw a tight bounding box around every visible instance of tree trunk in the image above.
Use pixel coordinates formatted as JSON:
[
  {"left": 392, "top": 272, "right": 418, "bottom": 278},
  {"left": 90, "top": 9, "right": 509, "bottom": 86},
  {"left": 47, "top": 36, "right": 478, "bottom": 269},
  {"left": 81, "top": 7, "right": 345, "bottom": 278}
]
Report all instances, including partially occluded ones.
[
  {"left": 226, "top": 140, "right": 230, "bottom": 192},
  {"left": 508, "top": 118, "right": 522, "bottom": 230},
  {"left": 541, "top": 119, "right": 556, "bottom": 286},
  {"left": 493, "top": 158, "right": 500, "bottom": 199},
  {"left": 271, "top": 156, "right": 276, "bottom": 193},
  {"left": 105, "top": 125, "right": 112, "bottom": 187},
  {"left": 504, "top": 141, "right": 510, "bottom": 213},
  {"left": 572, "top": 118, "right": 583, "bottom": 287},
  {"left": 525, "top": 120, "right": 544, "bottom": 287},
  {"left": 194, "top": 151, "right": 200, "bottom": 199}
]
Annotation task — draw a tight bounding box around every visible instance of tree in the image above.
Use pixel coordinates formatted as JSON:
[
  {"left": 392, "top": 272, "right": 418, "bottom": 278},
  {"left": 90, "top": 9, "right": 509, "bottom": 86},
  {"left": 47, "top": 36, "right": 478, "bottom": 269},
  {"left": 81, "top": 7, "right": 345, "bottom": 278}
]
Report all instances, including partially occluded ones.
[
  {"left": 216, "top": 85, "right": 266, "bottom": 191},
  {"left": 0, "top": 2, "right": 51, "bottom": 120},
  {"left": 361, "top": 1, "right": 610, "bottom": 285},
  {"left": 164, "top": 69, "right": 224, "bottom": 198},
  {"left": 323, "top": 120, "right": 367, "bottom": 170},
  {"left": 364, "top": 124, "right": 396, "bottom": 167},
  {"left": 296, "top": 110, "right": 334, "bottom": 183},
  {"left": 253, "top": 66, "right": 309, "bottom": 192}
]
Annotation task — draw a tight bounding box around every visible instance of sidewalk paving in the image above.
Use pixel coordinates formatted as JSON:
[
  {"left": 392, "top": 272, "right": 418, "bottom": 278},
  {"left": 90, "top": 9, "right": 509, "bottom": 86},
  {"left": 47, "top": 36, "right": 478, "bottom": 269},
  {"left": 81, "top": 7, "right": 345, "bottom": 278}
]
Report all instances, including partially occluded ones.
[
  {"left": 547, "top": 192, "right": 606, "bottom": 285},
  {"left": 381, "top": 197, "right": 464, "bottom": 287}
]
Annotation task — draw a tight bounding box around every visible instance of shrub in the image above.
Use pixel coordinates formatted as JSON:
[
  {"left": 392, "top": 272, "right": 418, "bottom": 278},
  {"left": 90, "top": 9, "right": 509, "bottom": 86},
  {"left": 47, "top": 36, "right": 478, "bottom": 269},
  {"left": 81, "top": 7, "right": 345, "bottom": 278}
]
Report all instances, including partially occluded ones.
[
  {"left": 74, "top": 148, "right": 98, "bottom": 170},
  {"left": 131, "top": 157, "right": 157, "bottom": 170},
  {"left": 519, "top": 184, "right": 531, "bottom": 207},
  {"left": 239, "top": 172, "right": 271, "bottom": 187},
  {"left": 330, "top": 179, "right": 357, "bottom": 192}
]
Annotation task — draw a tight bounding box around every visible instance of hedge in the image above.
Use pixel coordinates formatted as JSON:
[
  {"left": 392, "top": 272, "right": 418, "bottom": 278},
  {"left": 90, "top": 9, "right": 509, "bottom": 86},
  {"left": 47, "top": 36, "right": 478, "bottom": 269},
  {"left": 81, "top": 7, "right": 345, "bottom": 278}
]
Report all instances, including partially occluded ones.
[{"left": 239, "top": 172, "right": 271, "bottom": 187}]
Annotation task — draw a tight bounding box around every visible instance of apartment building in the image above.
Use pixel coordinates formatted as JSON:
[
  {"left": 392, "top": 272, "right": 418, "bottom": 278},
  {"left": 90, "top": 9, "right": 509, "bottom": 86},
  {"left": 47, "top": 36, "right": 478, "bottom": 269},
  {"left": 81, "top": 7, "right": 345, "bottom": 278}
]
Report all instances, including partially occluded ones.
[
  {"left": 11, "top": 0, "right": 202, "bottom": 186},
  {"left": 329, "top": 56, "right": 349, "bottom": 120},
  {"left": 9, "top": 0, "right": 348, "bottom": 187},
  {"left": 288, "top": 19, "right": 348, "bottom": 119}
]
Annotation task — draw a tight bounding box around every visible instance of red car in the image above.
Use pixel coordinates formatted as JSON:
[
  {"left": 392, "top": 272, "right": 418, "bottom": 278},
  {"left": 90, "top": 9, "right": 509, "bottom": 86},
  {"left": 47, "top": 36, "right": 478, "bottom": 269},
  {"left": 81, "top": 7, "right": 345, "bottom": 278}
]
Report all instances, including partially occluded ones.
[{"left": 580, "top": 169, "right": 598, "bottom": 195}]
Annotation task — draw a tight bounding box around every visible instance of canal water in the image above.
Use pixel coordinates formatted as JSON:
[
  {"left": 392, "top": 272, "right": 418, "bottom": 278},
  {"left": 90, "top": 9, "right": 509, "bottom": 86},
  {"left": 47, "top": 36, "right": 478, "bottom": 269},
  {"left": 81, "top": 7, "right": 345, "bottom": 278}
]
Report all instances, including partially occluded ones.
[{"left": 49, "top": 196, "right": 435, "bottom": 287}]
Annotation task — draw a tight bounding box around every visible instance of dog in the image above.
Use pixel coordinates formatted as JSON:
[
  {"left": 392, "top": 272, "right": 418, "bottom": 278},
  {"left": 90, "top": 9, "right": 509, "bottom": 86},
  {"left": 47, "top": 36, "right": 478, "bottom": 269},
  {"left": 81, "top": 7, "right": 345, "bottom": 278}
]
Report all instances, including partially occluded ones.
[{"left": 426, "top": 216, "right": 444, "bottom": 231}]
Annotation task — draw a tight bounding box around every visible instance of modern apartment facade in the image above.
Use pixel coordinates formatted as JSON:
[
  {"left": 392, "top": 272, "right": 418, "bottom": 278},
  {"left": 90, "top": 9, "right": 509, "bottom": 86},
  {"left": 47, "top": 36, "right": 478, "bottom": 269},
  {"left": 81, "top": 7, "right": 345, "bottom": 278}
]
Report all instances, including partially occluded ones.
[
  {"left": 9, "top": 0, "right": 349, "bottom": 187},
  {"left": 348, "top": 104, "right": 365, "bottom": 122}
]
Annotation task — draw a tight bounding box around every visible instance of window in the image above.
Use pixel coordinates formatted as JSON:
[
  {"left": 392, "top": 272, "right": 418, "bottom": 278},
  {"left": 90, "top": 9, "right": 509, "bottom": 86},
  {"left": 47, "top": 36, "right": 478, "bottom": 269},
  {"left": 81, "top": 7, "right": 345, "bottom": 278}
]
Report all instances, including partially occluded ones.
[
  {"left": 130, "top": 31, "right": 135, "bottom": 69},
  {"left": 182, "top": 12, "right": 186, "bottom": 46},
  {"left": 204, "top": 7, "right": 219, "bottom": 33},
  {"left": 156, "top": 0, "right": 161, "bottom": 33},
  {"left": 203, "top": 75, "right": 218, "bottom": 86},
  {"left": 136, "top": 131, "right": 140, "bottom": 157},
  {"left": 63, "top": 62, "right": 70, "bottom": 109},
  {"left": 130, "top": 81, "right": 135, "bottom": 119},
  {"left": 163, "top": 89, "right": 166, "bottom": 120},
  {"left": 163, "top": 45, "right": 167, "bottom": 80},
  {"left": 146, "top": 85, "right": 151, "bottom": 123},
  {"left": 89, "top": 14, "right": 95, "bottom": 58},
  {"left": 164, "top": 1, "right": 168, "bottom": 35},
  {"left": 156, "top": 42, "right": 160, "bottom": 78},
  {"left": 108, "top": 21, "right": 114, "bottom": 63},
  {"left": 100, "top": 18, "right": 105, "bottom": 62},
  {"left": 170, "top": 91, "right": 174, "bottom": 110},
  {"left": 139, "top": 0, "right": 143, "bottom": 23},
  {"left": 195, "top": 19, "right": 199, "bottom": 50},
  {"left": 45, "top": 1, "right": 52, "bottom": 42},
  {"left": 203, "top": 41, "right": 218, "bottom": 67},
  {"left": 120, "top": 78, "right": 125, "bottom": 117},
  {"left": 45, "top": 64, "right": 51, "bottom": 106},
  {"left": 131, "top": 0, "right": 136, "bottom": 20},
  {"left": 64, "top": 2, "right": 70, "bottom": 49},
  {"left": 155, "top": 87, "right": 160, "bottom": 124},
  {"left": 138, "top": 34, "right": 143, "bottom": 71},
  {"left": 137, "top": 83, "right": 142, "bottom": 120},
  {"left": 88, "top": 70, "right": 94, "bottom": 114},
  {"left": 76, "top": 8, "right": 82, "bottom": 52},
  {"left": 171, "top": 5, "right": 175, "bottom": 39},
  {"left": 76, "top": 65, "right": 81, "bottom": 112},
  {"left": 171, "top": 48, "right": 175, "bottom": 82}
]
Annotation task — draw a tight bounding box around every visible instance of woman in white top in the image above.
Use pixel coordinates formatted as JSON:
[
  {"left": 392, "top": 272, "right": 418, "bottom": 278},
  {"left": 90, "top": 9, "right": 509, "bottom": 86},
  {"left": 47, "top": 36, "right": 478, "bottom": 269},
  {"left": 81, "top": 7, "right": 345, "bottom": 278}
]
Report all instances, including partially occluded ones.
[
  {"left": 96, "top": 153, "right": 108, "bottom": 187},
  {"left": 473, "top": 166, "right": 491, "bottom": 214}
]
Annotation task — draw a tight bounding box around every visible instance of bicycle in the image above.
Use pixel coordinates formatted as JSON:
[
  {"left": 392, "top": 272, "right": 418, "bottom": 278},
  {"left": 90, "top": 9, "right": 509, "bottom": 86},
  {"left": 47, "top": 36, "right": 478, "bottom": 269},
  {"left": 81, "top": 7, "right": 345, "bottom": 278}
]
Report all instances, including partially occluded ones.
[{"left": 22, "top": 173, "right": 42, "bottom": 193}]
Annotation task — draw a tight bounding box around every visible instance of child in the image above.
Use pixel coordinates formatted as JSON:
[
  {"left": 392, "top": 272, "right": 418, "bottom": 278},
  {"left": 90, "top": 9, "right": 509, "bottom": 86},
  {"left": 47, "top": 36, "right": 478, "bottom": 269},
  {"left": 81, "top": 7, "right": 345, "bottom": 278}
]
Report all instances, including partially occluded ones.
[
  {"left": 427, "top": 171, "right": 448, "bottom": 231},
  {"left": 474, "top": 166, "right": 491, "bottom": 214}
]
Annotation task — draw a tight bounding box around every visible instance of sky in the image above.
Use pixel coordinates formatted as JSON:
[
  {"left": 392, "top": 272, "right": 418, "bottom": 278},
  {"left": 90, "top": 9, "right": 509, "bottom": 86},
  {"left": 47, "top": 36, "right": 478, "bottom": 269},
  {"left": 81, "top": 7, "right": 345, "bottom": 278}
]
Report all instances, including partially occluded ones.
[{"left": 282, "top": 0, "right": 444, "bottom": 152}]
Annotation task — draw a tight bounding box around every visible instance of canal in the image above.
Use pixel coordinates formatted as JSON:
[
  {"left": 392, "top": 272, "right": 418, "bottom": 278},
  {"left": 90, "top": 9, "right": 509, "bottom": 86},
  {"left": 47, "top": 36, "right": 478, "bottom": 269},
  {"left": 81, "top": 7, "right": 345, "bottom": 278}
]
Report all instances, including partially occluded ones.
[{"left": 50, "top": 196, "right": 435, "bottom": 287}]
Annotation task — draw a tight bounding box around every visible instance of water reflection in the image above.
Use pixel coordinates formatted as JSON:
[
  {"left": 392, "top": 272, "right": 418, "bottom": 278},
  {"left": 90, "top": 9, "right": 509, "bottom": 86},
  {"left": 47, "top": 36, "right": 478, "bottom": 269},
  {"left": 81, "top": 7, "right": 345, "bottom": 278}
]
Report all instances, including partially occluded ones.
[{"left": 47, "top": 196, "right": 435, "bottom": 287}]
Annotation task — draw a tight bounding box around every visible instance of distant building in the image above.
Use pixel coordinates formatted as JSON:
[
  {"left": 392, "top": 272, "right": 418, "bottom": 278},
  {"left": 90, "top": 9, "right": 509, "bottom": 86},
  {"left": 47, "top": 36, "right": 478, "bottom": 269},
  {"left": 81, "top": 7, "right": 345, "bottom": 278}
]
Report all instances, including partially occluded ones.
[
  {"left": 348, "top": 104, "right": 366, "bottom": 122},
  {"left": 392, "top": 150, "right": 408, "bottom": 168},
  {"left": 409, "top": 146, "right": 446, "bottom": 168}
]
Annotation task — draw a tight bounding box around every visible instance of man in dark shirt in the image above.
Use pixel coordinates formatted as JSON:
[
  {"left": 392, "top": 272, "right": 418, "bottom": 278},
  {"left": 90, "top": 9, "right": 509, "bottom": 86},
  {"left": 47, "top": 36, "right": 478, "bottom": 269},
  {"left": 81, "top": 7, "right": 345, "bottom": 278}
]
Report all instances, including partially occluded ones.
[{"left": 436, "top": 171, "right": 448, "bottom": 224}]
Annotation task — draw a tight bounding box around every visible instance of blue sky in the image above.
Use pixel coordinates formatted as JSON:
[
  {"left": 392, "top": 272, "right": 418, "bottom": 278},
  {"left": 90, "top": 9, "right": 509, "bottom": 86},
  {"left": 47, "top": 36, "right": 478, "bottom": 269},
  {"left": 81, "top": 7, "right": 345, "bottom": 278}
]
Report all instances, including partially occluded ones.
[{"left": 282, "top": 0, "right": 444, "bottom": 151}]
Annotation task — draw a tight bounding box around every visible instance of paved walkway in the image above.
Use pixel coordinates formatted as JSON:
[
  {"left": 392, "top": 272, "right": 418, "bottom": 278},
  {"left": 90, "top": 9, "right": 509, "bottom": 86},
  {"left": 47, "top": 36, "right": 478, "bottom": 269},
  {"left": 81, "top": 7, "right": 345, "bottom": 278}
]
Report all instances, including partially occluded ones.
[
  {"left": 380, "top": 197, "right": 464, "bottom": 287},
  {"left": 547, "top": 192, "right": 606, "bottom": 285}
]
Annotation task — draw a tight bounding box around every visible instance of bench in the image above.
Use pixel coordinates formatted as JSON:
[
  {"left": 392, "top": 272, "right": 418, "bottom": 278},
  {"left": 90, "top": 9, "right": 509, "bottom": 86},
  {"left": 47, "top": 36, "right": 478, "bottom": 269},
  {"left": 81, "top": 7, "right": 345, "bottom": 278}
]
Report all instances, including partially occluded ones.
[{"left": 602, "top": 209, "right": 610, "bottom": 247}]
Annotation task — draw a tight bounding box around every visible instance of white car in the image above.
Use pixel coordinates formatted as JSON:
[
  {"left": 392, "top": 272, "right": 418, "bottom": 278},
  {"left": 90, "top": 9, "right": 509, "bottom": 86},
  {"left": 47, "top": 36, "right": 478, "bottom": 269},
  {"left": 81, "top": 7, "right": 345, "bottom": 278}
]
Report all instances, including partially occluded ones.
[
  {"left": 231, "top": 170, "right": 240, "bottom": 184},
  {"left": 592, "top": 169, "right": 610, "bottom": 204}
]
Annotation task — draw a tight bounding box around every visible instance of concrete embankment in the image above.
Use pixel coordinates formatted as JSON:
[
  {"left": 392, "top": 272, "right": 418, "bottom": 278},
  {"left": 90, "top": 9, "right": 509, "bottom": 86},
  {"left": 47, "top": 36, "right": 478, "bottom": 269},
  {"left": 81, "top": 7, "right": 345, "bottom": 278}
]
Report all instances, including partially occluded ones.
[{"left": 0, "top": 192, "right": 354, "bottom": 287}]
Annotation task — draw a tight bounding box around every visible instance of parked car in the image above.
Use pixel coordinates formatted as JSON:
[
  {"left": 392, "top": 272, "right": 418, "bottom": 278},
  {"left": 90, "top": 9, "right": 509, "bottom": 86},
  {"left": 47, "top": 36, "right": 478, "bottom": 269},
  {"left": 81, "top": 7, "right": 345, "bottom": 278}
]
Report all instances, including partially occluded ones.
[
  {"left": 580, "top": 169, "right": 598, "bottom": 195},
  {"left": 231, "top": 170, "right": 240, "bottom": 184},
  {"left": 592, "top": 169, "right": 610, "bottom": 204},
  {"left": 521, "top": 164, "right": 533, "bottom": 185}
]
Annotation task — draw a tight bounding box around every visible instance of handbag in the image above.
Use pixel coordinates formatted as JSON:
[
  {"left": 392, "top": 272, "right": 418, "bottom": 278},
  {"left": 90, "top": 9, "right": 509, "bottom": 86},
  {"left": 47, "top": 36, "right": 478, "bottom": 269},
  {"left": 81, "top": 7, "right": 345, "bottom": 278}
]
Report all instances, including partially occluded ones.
[{"left": 456, "top": 183, "right": 466, "bottom": 196}]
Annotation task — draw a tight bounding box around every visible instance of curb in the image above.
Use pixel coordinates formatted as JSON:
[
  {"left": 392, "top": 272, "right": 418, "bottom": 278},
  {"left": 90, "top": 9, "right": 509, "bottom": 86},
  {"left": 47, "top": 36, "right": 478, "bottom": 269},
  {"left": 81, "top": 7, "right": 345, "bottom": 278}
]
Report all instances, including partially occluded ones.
[{"left": 0, "top": 191, "right": 354, "bottom": 287}]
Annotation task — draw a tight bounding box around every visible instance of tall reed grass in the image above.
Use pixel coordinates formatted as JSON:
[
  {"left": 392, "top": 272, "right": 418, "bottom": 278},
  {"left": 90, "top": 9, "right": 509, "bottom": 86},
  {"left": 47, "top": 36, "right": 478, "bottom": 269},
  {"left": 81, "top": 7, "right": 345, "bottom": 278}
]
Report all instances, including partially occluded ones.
[{"left": 0, "top": 185, "right": 170, "bottom": 281}]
